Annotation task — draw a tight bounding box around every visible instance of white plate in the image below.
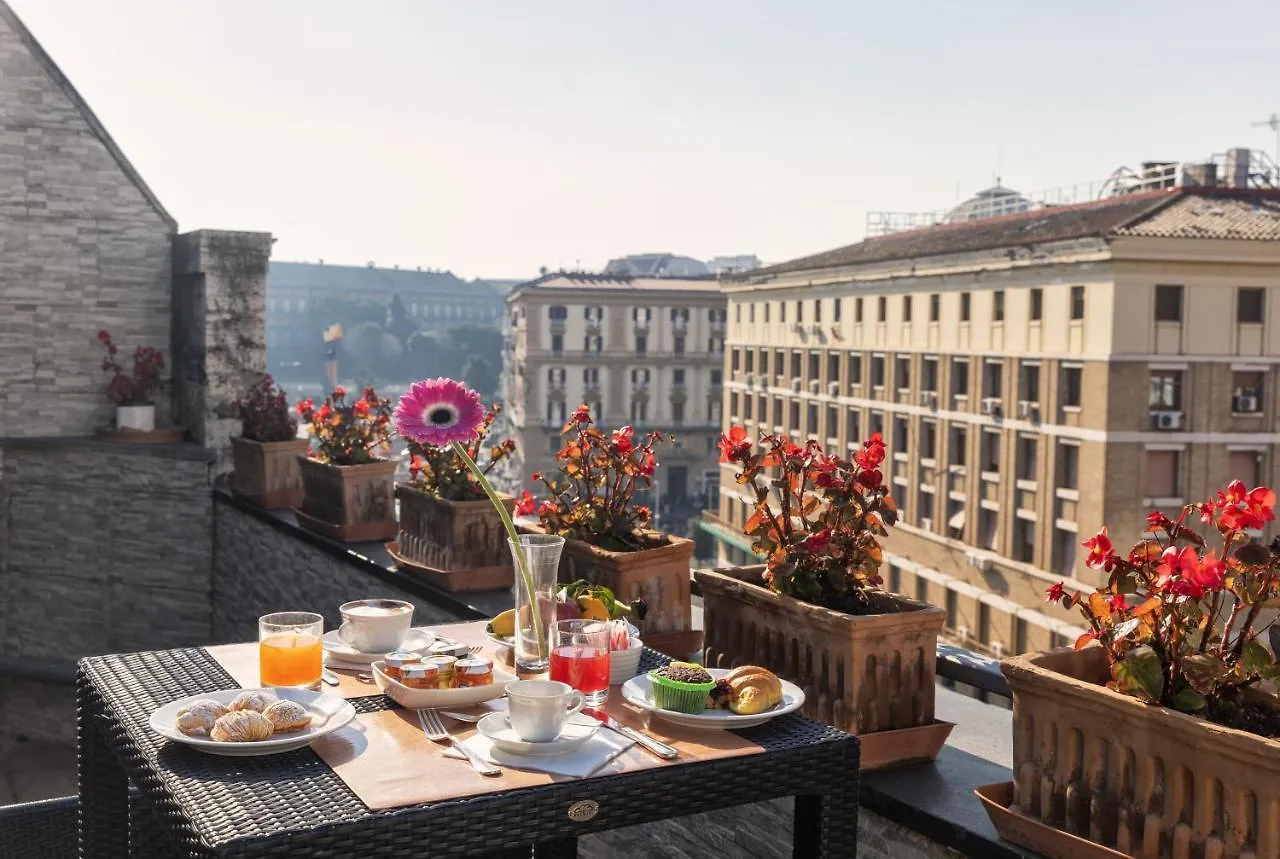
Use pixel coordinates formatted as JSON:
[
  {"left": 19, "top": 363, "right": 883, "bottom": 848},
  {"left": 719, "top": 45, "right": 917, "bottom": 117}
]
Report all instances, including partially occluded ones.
[
  {"left": 620, "top": 668, "right": 805, "bottom": 730},
  {"left": 148, "top": 689, "right": 355, "bottom": 756},
  {"left": 371, "top": 660, "right": 513, "bottom": 709},
  {"left": 476, "top": 712, "right": 599, "bottom": 756},
  {"left": 321, "top": 628, "right": 435, "bottom": 665},
  {"left": 485, "top": 631, "right": 514, "bottom": 649}
]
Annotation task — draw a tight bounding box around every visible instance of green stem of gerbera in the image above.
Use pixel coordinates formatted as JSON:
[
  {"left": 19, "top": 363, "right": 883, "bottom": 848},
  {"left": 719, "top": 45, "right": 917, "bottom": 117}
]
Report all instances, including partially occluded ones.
[{"left": 450, "top": 439, "right": 544, "bottom": 656}]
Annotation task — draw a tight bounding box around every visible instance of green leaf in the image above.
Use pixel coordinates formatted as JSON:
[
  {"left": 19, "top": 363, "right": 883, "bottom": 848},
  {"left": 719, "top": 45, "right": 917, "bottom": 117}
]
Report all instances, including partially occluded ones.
[
  {"left": 1242, "top": 640, "right": 1274, "bottom": 675},
  {"left": 1110, "top": 649, "right": 1164, "bottom": 703},
  {"left": 1181, "top": 653, "right": 1226, "bottom": 696},
  {"left": 1171, "top": 685, "right": 1207, "bottom": 713}
]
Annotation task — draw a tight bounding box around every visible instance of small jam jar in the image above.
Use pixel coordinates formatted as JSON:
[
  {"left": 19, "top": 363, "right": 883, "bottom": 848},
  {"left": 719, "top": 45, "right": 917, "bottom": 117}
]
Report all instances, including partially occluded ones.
[
  {"left": 428, "top": 640, "right": 471, "bottom": 659},
  {"left": 424, "top": 655, "right": 457, "bottom": 689},
  {"left": 401, "top": 663, "right": 440, "bottom": 690},
  {"left": 383, "top": 651, "right": 420, "bottom": 682},
  {"left": 454, "top": 657, "right": 494, "bottom": 688}
]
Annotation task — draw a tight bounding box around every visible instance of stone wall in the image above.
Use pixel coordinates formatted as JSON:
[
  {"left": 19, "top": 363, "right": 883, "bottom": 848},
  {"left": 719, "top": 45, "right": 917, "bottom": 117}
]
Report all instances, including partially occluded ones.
[
  {"left": 212, "top": 501, "right": 461, "bottom": 643},
  {"left": 0, "top": 2, "right": 176, "bottom": 438}
]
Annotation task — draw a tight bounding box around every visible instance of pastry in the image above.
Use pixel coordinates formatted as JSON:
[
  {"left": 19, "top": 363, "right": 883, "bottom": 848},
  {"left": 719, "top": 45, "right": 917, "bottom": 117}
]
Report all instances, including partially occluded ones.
[
  {"left": 262, "top": 699, "right": 312, "bottom": 733},
  {"left": 649, "top": 662, "right": 717, "bottom": 714},
  {"left": 228, "top": 690, "right": 277, "bottom": 713},
  {"left": 210, "top": 710, "right": 274, "bottom": 742},
  {"left": 723, "top": 665, "right": 784, "bottom": 715},
  {"left": 174, "top": 699, "right": 229, "bottom": 735}
]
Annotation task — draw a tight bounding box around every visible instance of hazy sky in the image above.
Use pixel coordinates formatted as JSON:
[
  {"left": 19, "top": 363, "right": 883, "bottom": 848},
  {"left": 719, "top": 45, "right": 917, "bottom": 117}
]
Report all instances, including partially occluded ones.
[{"left": 13, "top": 0, "right": 1280, "bottom": 279}]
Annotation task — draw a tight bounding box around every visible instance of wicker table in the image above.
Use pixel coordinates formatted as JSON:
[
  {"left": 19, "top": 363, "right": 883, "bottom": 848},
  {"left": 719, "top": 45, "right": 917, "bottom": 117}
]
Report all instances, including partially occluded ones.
[{"left": 77, "top": 645, "right": 860, "bottom": 858}]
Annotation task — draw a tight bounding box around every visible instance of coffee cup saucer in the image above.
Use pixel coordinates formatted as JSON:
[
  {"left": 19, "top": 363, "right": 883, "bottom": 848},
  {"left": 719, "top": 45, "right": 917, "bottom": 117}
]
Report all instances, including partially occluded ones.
[
  {"left": 321, "top": 628, "right": 435, "bottom": 665},
  {"left": 476, "top": 712, "right": 599, "bottom": 757}
]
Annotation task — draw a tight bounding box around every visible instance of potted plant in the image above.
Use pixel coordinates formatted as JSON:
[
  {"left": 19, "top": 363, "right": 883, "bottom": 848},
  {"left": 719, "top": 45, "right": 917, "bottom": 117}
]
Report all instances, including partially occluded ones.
[
  {"left": 294, "top": 385, "right": 397, "bottom": 542},
  {"left": 389, "top": 379, "right": 519, "bottom": 591},
  {"left": 97, "top": 329, "right": 164, "bottom": 432},
  {"left": 999, "top": 481, "right": 1280, "bottom": 858},
  {"left": 229, "top": 374, "right": 309, "bottom": 509},
  {"left": 694, "top": 426, "right": 949, "bottom": 769},
  {"left": 515, "top": 405, "right": 698, "bottom": 657}
]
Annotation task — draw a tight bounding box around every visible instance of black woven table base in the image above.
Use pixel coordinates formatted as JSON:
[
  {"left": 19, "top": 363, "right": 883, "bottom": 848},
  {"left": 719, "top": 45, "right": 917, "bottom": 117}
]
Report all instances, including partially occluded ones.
[{"left": 79, "top": 645, "right": 859, "bottom": 858}]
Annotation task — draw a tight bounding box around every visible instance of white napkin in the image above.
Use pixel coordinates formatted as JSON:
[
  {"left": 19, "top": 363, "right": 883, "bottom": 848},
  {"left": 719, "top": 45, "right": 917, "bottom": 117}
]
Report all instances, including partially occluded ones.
[{"left": 444, "top": 725, "right": 635, "bottom": 778}]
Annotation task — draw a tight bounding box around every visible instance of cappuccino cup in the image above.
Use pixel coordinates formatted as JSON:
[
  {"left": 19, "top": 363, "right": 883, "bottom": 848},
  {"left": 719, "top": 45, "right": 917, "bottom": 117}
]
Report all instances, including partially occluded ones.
[
  {"left": 505, "top": 680, "right": 585, "bottom": 743},
  {"left": 337, "top": 599, "right": 414, "bottom": 654}
]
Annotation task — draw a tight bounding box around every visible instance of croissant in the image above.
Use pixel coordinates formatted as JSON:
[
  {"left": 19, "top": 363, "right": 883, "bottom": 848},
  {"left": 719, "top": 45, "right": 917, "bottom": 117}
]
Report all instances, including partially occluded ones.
[
  {"left": 210, "top": 710, "right": 274, "bottom": 742},
  {"left": 724, "top": 665, "right": 783, "bottom": 715},
  {"left": 263, "top": 699, "right": 312, "bottom": 733},
  {"left": 229, "top": 690, "right": 277, "bottom": 713},
  {"left": 175, "top": 699, "right": 229, "bottom": 735}
]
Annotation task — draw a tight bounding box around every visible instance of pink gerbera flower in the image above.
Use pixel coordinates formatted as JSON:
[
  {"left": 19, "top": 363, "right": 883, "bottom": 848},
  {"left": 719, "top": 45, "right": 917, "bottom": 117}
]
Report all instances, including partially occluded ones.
[{"left": 395, "top": 378, "right": 484, "bottom": 446}]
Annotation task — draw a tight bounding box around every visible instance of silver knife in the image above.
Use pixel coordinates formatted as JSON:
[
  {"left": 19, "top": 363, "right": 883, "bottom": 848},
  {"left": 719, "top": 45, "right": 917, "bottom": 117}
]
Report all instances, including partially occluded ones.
[{"left": 584, "top": 708, "right": 678, "bottom": 760}]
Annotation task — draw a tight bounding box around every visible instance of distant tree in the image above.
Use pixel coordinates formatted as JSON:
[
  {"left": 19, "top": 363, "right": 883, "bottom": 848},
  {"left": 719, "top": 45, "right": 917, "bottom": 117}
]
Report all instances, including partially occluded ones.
[
  {"left": 462, "top": 356, "right": 499, "bottom": 395},
  {"left": 385, "top": 293, "right": 419, "bottom": 345},
  {"left": 345, "top": 322, "right": 404, "bottom": 379}
]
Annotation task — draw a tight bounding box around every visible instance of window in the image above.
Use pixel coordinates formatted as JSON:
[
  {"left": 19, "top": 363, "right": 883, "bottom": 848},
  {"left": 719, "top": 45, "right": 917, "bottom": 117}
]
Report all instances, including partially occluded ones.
[
  {"left": 981, "top": 430, "right": 1000, "bottom": 473},
  {"left": 893, "top": 415, "right": 909, "bottom": 450},
  {"left": 1061, "top": 366, "right": 1082, "bottom": 408},
  {"left": 1238, "top": 288, "right": 1265, "bottom": 323},
  {"left": 585, "top": 335, "right": 602, "bottom": 352},
  {"left": 1053, "top": 528, "right": 1076, "bottom": 576},
  {"left": 847, "top": 408, "right": 861, "bottom": 443},
  {"left": 848, "top": 353, "right": 862, "bottom": 387},
  {"left": 632, "top": 306, "right": 651, "bottom": 323},
  {"left": 1232, "top": 370, "right": 1265, "bottom": 413},
  {"left": 1070, "top": 286, "right": 1085, "bottom": 320},
  {"left": 949, "top": 425, "right": 967, "bottom": 467},
  {"left": 903, "top": 295, "right": 913, "bottom": 322},
  {"left": 708, "top": 337, "right": 723, "bottom": 353},
  {"left": 922, "top": 357, "right": 938, "bottom": 392},
  {"left": 635, "top": 334, "right": 648, "bottom": 355},
  {"left": 855, "top": 298, "right": 864, "bottom": 322},
  {"left": 871, "top": 355, "right": 886, "bottom": 387},
  {"left": 1019, "top": 362, "right": 1040, "bottom": 403},
  {"left": 1146, "top": 450, "right": 1180, "bottom": 498},
  {"left": 744, "top": 350, "right": 754, "bottom": 373},
  {"left": 780, "top": 302, "right": 787, "bottom": 323},
  {"left": 1230, "top": 450, "right": 1261, "bottom": 487},
  {"left": 1013, "top": 519, "right": 1035, "bottom": 563},
  {"left": 547, "top": 367, "right": 564, "bottom": 386},
  {"left": 674, "top": 336, "right": 686, "bottom": 356},
  {"left": 790, "top": 351, "right": 802, "bottom": 378},
  {"left": 827, "top": 353, "right": 840, "bottom": 385},
  {"left": 877, "top": 296, "right": 887, "bottom": 321},
  {"left": 795, "top": 300, "right": 803, "bottom": 322},
  {"left": 710, "top": 368, "right": 721, "bottom": 386},
  {"left": 919, "top": 489, "right": 935, "bottom": 528},
  {"left": 814, "top": 300, "right": 822, "bottom": 323},
  {"left": 807, "top": 403, "right": 818, "bottom": 434},
  {"left": 549, "top": 305, "right": 568, "bottom": 321},
  {"left": 1030, "top": 288, "right": 1043, "bottom": 322},
  {"left": 929, "top": 293, "right": 940, "bottom": 322},
  {"left": 672, "top": 401, "right": 685, "bottom": 424},
  {"left": 1016, "top": 435, "right": 1037, "bottom": 482},
  {"left": 547, "top": 399, "right": 565, "bottom": 423},
  {"left": 1057, "top": 442, "right": 1079, "bottom": 490},
  {"left": 983, "top": 361, "right": 1003, "bottom": 399},
  {"left": 833, "top": 298, "right": 842, "bottom": 322},
  {"left": 952, "top": 358, "right": 969, "bottom": 400},
  {"left": 993, "top": 290, "right": 1005, "bottom": 322},
  {"left": 774, "top": 350, "right": 784, "bottom": 380},
  {"left": 895, "top": 355, "right": 911, "bottom": 391},
  {"left": 960, "top": 292, "right": 971, "bottom": 322},
  {"left": 735, "top": 304, "right": 741, "bottom": 323},
  {"left": 747, "top": 304, "right": 754, "bottom": 323},
  {"left": 773, "top": 397, "right": 783, "bottom": 425},
  {"left": 551, "top": 334, "right": 564, "bottom": 354},
  {"left": 764, "top": 303, "right": 770, "bottom": 323},
  {"left": 631, "top": 398, "right": 648, "bottom": 423},
  {"left": 826, "top": 405, "right": 839, "bottom": 438},
  {"left": 673, "top": 368, "right": 686, "bottom": 385},
  {"left": 808, "top": 351, "right": 820, "bottom": 382},
  {"left": 550, "top": 434, "right": 561, "bottom": 453},
  {"left": 979, "top": 508, "right": 998, "bottom": 551},
  {"left": 789, "top": 401, "right": 801, "bottom": 431},
  {"left": 869, "top": 410, "right": 884, "bottom": 437},
  {"left": 742, "top": 394, "right": 752, "bottom": 420},
  {"left": 1155, "top": 285, "right": 1183, "bottom": 322},
  {"left": 758, "top": 351, "right": 769, "bottom": 376},
  {"left": 946, "top": 498, "right": 965, "bottom": 540},
  {"left": 1148, "top": 370, "right": 1182, "bottom": 410},
  {"left": 583, "top": 367, "right": 598, "bottom": 384},
  {"left": 731, "top": 349, "right": 741, "bottom": 373},
  {"left": 921, "top": 420, "right": 937, "bottom": 460}
]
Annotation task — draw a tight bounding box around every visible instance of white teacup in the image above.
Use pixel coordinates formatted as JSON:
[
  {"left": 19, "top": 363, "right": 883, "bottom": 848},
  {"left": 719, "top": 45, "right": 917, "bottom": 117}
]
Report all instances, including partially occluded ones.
[
  {"left": 337, "top": 599, "right": 414, "bottom": 654},
  {"left": 506, "top": 680, "right": 585, "bottom": 743}
]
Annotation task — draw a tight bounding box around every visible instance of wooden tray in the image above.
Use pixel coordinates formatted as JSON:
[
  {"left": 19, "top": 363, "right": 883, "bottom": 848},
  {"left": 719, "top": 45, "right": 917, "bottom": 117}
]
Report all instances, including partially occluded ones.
[
  {"left": 858, "top": 719, "right": 954, "bottom": 770},
  {"left": 975, "top": 782, "right": 1128, "bottom": 859},
  {"left": 95, "top": 426, "right": 186, "bottom": 444},
  {"left": 385, "top": 541, "right": 513, "bottom": 592}
]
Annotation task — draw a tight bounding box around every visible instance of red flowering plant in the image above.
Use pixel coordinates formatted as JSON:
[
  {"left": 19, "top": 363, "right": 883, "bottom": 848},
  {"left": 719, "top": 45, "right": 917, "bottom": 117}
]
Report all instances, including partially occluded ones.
[
  {"left": 515, "top": 404, "right": 669, "bottom": 552},
  {"left": 405, "top": 400, "right": 517, "bottom": 502},
  {"left": 97, "top": 329, "right": 164, "bottom": 406},
  {"left": 296, "top": 385, "right": 393, "bottom": 465},
  {"left": 721, "top": 424, "right": 898, "bottom": 612},
  {"left": 238, "top": 373, "right": 297, "bottom": 443},
  {"left": 1047, "top": 480, "right": 1280, "bottom": 727}
]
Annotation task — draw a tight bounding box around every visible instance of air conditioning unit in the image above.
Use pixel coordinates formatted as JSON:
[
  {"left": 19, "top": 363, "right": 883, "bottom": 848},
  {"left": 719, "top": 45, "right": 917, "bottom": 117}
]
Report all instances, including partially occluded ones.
[
  {"left": 919, "top": 517, "right": 933, "bottom": 531},
  {"left": 1235, "top": 395, "right": 1259, "bottom": 413},
  {"left": 743, "top": 373, "right": 754, "bottom": 386},
  {"left": 964, "top": 550, "right": 992, "bottom": 572},
  {"left": 981, "top": 397, "right": 1002, "bottom": 417},
  {"left": 1151, "top": 410, "right": 1182, "bottom": 430},
  {"left": 991, "top": 641, "right": 1006, "bottom": 658},
  {"left": 1017, "top": 400, "right": 1038, "bottom": 420},
  {"left": 808, "top": 380, "right": 820, "bottom": 394},
  {"left": 790, "top": 378, "right": 802, "bottom": 393},
  {"left": 827, "top": 381, "right": 841, "bottom": 396},
  {"left": 919, "top": 391, "right": 938, "bottom": 409}
]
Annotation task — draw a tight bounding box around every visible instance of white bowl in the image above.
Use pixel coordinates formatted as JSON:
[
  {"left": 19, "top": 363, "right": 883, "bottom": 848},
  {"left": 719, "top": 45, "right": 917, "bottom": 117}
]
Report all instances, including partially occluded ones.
[
  {"left": 371, "top": 660, "right": 512, "bottom": 709},
  {"left": 609, "top": 638, "right": 643, "bottom": 685},
  {"left": 149, "top": 688, "right": 355, "bottom": 756}
]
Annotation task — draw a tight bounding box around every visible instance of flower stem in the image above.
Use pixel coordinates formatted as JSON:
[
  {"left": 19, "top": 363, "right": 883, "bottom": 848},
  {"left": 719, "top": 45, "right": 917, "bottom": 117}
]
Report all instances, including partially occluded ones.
[{"left": 450, "top": 440, "right": 544, "bottom": 654}]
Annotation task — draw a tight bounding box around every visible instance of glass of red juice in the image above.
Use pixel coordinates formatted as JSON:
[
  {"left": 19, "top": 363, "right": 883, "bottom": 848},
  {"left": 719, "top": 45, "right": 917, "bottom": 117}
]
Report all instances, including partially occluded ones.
[{"left": 549, "top": 620, "right": 611, "bottom": 706}]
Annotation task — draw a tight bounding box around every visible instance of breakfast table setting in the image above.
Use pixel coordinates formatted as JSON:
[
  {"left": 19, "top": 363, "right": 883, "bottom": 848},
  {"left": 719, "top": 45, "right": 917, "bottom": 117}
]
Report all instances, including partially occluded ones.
[{"left": 75, "top": 597, "right": 861, "bottom": 858}]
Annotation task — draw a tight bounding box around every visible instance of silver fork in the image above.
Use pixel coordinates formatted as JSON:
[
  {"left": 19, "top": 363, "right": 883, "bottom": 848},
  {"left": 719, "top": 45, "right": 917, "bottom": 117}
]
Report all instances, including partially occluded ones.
[{"left": 417, "top": 709, "right": 501, "bottom": 777}]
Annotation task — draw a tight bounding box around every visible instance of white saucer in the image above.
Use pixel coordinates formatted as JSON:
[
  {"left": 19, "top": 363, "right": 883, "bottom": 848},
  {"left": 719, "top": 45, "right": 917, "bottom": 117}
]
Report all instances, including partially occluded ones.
[
  {"left": 476, "top": 712, "right": 599, "bottom": 756},
  {"left": 321, "top": 628, "right": 435, "bottom": 665}
]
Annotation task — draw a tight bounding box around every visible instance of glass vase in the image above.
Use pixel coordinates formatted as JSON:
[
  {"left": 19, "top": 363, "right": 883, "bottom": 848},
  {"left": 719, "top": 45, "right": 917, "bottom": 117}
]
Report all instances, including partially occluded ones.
[{"left": 508, "top": 533, "right": 565, "bottom": 675}]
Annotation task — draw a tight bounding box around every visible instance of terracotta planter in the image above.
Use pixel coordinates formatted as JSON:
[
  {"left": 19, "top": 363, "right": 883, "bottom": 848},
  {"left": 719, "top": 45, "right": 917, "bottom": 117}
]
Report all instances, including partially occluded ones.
[
  {"left": 230, "top": 436, "right": 309, "bottom": 510},
  {"left": 391, "top": 484, "right": 515, "bottom": 592},
  {"left": 1002, "top": 647, "right": 1280, "bottom": 859},
  {"left": 559, "top": 532, "right": 698, "bottom": 658},
  {"left": 697, "top": 565, "right": 946, "bottom": 742},
  {"left": 294, "top": 455, "right": 397, "bottom": 542}
]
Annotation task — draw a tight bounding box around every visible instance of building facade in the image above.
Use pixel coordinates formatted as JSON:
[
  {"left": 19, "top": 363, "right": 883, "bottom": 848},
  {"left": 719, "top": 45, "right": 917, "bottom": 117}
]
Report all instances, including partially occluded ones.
[
  {"left": 711, "top": 183, "right": 1280, "bottom": 655},
  {"left": 503, "top": 272, "right": 727, "bottom": 532}
]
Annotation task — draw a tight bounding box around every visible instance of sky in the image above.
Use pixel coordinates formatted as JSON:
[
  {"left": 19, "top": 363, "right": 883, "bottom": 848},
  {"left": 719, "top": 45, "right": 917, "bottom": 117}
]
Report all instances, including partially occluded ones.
[{"left": 12, "top": 0, "right": 1280, "bottom": 280}]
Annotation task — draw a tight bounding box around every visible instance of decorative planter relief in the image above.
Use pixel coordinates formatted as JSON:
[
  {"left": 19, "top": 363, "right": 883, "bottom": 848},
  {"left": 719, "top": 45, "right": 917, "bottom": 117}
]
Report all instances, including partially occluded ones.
[
  {"left": 390, "top": 485, "right": 515, "bottom": 591},
  {"left": 230, "top": 436, "right": 309, "bottom": 510},
  {"left": 295, "top": 455, "right": 398, "bottom": 543}
]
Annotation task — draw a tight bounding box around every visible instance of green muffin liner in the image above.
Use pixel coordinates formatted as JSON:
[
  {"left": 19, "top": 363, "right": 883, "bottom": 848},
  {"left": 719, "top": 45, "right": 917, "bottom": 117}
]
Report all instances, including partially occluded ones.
[{"left": 648, "top": 670, "right": 716, "bottom": 714}]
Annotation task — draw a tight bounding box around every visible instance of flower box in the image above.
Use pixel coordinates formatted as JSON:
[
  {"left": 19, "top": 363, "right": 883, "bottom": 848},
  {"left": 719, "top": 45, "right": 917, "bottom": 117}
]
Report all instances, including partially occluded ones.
[
  {"left": 1001, "top": 646, "right": 1280, "bottom": 858},
  {"left": 230, "top": 437, "right": 309, "bottom": 510},
  {"left": 390, "top": 484, "right": 515, "bottom": 592},
  {"left": 696, "top": 564, "right": 949, "bottom": 765},
  {"left": 294, "top": 455, "right": 397, "bottom": 543}
]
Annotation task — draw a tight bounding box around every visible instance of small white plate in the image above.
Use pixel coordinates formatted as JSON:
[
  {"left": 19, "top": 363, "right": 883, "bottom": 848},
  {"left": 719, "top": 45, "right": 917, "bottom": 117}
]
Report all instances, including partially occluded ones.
[
  {"left": 321, "top": 628, "right": 435, "bottom": 665},
  {"left": 485, "top": 631, "right": 514, "bottom": 650},
  {"left": 620, "top": 668, "right": 805, "bottom": 730},
  {"left": 148, "top": 689, "right": 355, "bottom": 756},
  {"left": 476, "top": 712, "right": 599, "bottom": 756},
  {"left": 371, "top": 660, "right": 512, "bottom": 709}
]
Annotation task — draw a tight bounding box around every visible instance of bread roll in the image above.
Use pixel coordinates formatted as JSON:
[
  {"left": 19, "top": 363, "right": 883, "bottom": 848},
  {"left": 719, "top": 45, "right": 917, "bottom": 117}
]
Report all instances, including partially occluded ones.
[
  {"left": 174, "top": 699, "right": 229, "bottom": 735},
  {"left": 210, "top": 710, "right": 273, "bottom": 742},
  {"left": 263, "top": 699, "right": 312, "bottom": 733},
  {"left": 229, "top": 690, "right": 277, "bottom": 713},
  {"left": 724, "top": 665, "right": 783, "bottom": 715}
]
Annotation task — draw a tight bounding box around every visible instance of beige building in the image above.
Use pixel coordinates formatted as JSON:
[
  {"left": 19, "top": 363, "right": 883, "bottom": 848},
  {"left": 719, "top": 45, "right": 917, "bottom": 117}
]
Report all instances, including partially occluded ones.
[
  {"left": 708, "top": 182, "right": 1280, "bottom": 656},
  {"left": 503, "top": 272, "right": 727, "bottom": 530}
]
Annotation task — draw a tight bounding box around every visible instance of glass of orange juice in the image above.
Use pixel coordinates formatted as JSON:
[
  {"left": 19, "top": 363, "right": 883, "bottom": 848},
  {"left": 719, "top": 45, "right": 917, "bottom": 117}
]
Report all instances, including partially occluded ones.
[{"left": 259, "top": 612, "right": 324, "bottom": 689}]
